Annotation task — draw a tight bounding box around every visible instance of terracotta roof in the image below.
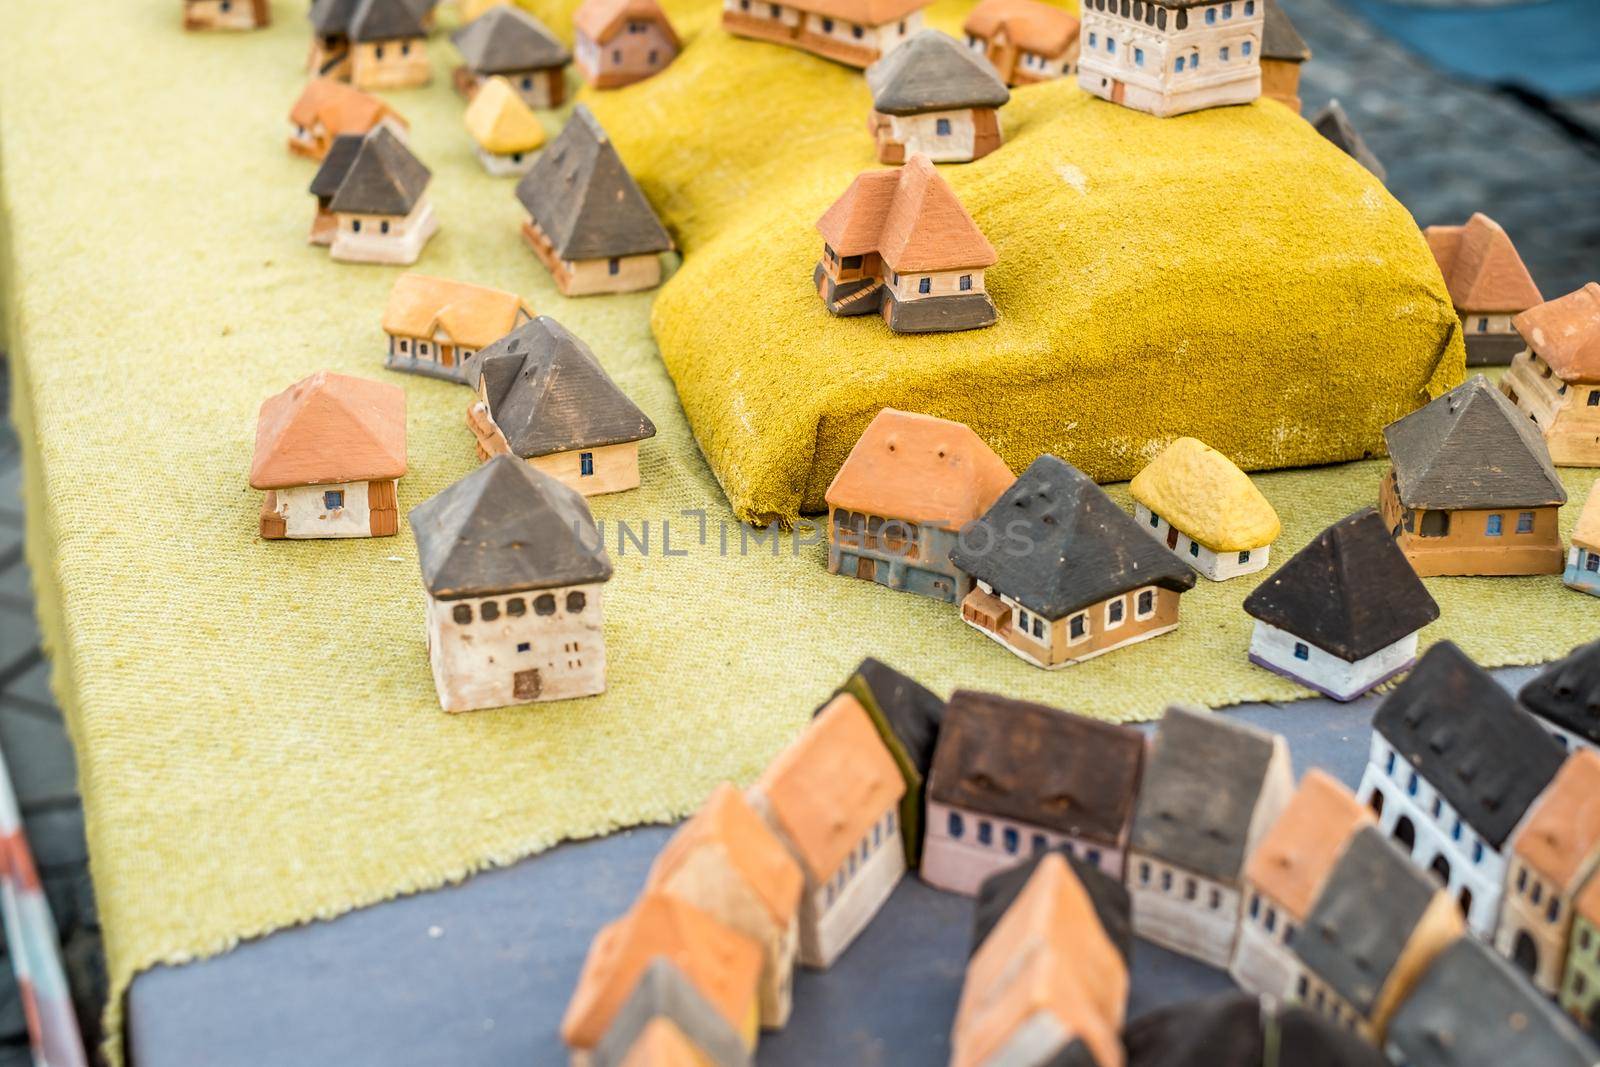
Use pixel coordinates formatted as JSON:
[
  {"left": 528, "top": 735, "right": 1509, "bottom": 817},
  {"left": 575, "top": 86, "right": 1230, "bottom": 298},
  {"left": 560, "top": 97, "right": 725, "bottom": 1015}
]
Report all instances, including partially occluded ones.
[
  {"left": 573, "top": 0, "right": 679, "bottom": 46},
  {"left": 327, "top": 127, "right": 431, "bottom": 217},
  {"left": 1242, "top": 770, "right": 1369, "bottom": 920},
  {"left": 1520, "top": 640, "right": 1600, "bottom": 747},
  {"left": 962, "top": 0, "right": 1079, "bottom": 58},
  {"left": 1512, "top": 750, "right": 1600, "bottom": 895},
  {"left": 1514, "top": 282, "right": 1600, "bottom": 384},
  {"left": 289, "top": 78, "right": 407, "bottom": 140},
  {"left": 560, "top": 893, "right": 762, "bottom": 1052},
  {"left": 1574, "top": 485, "right": 1600, "bottom": 550},
  {"left": 450, "top": 4, "right": 569, "bottom": 73},
  {"left": 381, "top": 273, "right": 534, "bottom": 350},
  {"left": 1425, "top": 214, "right": 1541, "bottom": 314},
  {"left": 464, "top": 76, "right": 547, "bottom": 155},
  {"left": 816, "top": 155, "right": 996, "bottom": 273},
  {"left": 1128, "top": 437, "right": 1281, "bottom": 552},
  {"left": 867, "top": 31, "right": 1009, "bottom": 115},
  {"left": 754, "top": 694, "right": 905, "bottom": 884},
  {"left": 773, "top": 0, "right": 929, "bottom": 27},
  {"left": 648, "top": 783, "right": 804, "bottom": 929},
  {"left": 588, "top": 958, "right": 752, "bottom": 1067},
  {"left": 618, "top": 1020, "right": 703, "bottom": 1067},
  {"left": 955, "top": 942, "right": 1122, "bottom": 1067},
  {"left": 1261, "top": 0, "right": 1309, "bottom": 62},
  {"left": 971, "top": 849, "right": 1131, "bottom": 969},
  {"left": 834, "top": 657, "right": 946, "bottom": 784},
  {"left": 249, "top": 371, "right": 406, "bottom": 489},
  {"left": 825, "top": 409, "right": 1015, "bottom": 532}
]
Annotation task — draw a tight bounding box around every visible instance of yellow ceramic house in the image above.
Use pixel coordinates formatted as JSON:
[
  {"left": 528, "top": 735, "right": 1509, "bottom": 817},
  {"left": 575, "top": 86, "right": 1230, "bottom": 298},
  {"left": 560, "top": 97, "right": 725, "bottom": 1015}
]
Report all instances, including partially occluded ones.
[
  {"left": 1129, "top": 437, "right": 1282, "bottom": 581},
  {"left": 463, "top": 75, "right": 547, "bottom": 177}
]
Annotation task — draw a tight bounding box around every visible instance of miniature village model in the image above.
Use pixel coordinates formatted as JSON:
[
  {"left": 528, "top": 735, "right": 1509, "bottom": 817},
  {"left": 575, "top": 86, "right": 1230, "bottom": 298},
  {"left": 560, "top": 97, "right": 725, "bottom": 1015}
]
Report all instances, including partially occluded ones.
[
  {"left": 463, "top": 76, "right": 547, "bottom": 176},
  {"left": 1566, "top": 487, "right": 1600, "bottom": 597},
  {"left": 865, "top": 31, "right": 1010, "bottom": 165},
  {"left": 1379, "top": 375, "right": 1567, "bottom": 577},
  {"left": 1128, "top": 437, "right": 1281, "bottom": 581},
  {"left": 815, "top": 155, "right": 998, "bottom": 334},
  {"left": 1241, "top": 508, "right": 1440, "bottom": 702},
  {"left": 1519, "top": 639, "right": 1600, "bottom": 753},
  {"left": 722, "top": 0, "right": 929, "bottom": 69},
  {"left": 1077, "top": 0, "right": 1264, "bottom": 119},
  {"left": 381, "top": 273, "right": 534, "bottom": 382},
  {"left": 1501, "top": 281, "right": 1600, "bottom": 466},
  {"left": 961, "top": 0, "right": 1081, "bottom": 86},
  {"left": 573, "top": 0, "right": 680, "bottom": 88},
  {"left": 464, "top": 317, "right": 657, "bottom": 496},
  {"left": 1425, "top": 213, "right": 1543, "bottom": 367},
  {"left": 407, "top": 454, "right": 614, "bottom": 712},
  {"left": 308, "top": 127, "right": 438, "bottom": 265},
  {"left": 824, "top": 409, "right": 1015, "bottom": 603},
  {"left": 249, "top": 371, "right": 406, "bottom": 540},
  {"left": 949, "top": 456, "right": 1198, "bottom": 669},
  {"left": 1311, "top": 99, "right": 1386, "bottom": 183},
  {"left": 184, "top": 0, "right": 267, "bottom": 31},
  {"left": 1258, "top": 0, "right": 1309, "bottom": 113},
  {"left": 307, "top": 0, "right": 433, "bottom": 90},
  {"left": 450, "top": 3, "right": 570, "bottom": 106},
  {"left": 585, "top": 958, "right": 753, "bottom": 1067},
  {"left": 515, "top": 107, "right": 674, "bottom": 296},
  {"left": 288, "top": 77, "right": 409, "bottom": 161}
]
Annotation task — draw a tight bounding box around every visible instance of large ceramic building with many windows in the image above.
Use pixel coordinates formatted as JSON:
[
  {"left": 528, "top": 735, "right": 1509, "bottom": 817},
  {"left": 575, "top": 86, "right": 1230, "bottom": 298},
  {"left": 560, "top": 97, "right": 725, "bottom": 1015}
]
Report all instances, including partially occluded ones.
[{"left": 1077, "top": 0, "right": 1263, "bottom": 118}]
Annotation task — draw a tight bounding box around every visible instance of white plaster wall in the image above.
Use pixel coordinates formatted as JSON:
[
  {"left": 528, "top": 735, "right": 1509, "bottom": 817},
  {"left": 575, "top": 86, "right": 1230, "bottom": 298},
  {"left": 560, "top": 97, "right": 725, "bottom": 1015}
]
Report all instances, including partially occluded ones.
[
  {"left": 1463, "top": 312, "right": 1518, "bottom": 335},
  {"left": 474, "top": 145, "right": 538, "bottom": 176},
  {"left": 1249, "top": 621, "right": 1418, "bottom": 702},
  {"left": 332, "top": 198, "right": 438, "bottom": 265},
  {"left": 973, "top": 1010, "right": 1071, "bottom": 1067},
  {"left": 1127, "top": 854, "right": 1241, "bottom": 967},
  {"left": 1229, "top": 892, "right": 1301, "bottom": 1000},
  {"left": 1077, "top": 3, "right": 1262, "bottom": 115},
  {"left": 889, "top": 110, "right": 977, "bottom": 161},
  {"left": 276, "top": 480, "right": 371, "bottom": 538},
  {"left": 922, "top": 800, "right": 1122, "bottom": 897},
  {"left": 424, "top": 583, "right": 606, "bottom": 712},
  {"left": 1133, "top": 502, "right": 1270, "bottom": 580},
  {"left": 802, "top": 807, "right": 905, "bottom": 968}
]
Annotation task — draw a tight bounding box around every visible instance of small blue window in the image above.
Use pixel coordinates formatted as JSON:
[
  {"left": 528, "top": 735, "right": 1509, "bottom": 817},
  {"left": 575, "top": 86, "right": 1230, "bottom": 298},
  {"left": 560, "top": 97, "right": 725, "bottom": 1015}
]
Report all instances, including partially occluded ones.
[
  {"left": 1408, "top": 772, "right": 1419, "bottom": 797},
  {"left": 1175, "top": 55, "right": 1185, "bottom": 73},
  {"left": 324, "top": 489, "right": 344, "bottom": 510},
  {"left": 1220, "top": 45, "right": 1230, "bottom": 61},
  {"left": 1386, "top": 750, "right": 1396, "bottom": 775},
  {"left": 1223, "top": 2, "right": 1232, "bottom": 17},
  {"left": 1590, "top": 391, "right": 1600, "bottom": 407},
  {"left": 1192, "top": 52, "right": 1200, "bottom": 68},
  {"left": 977, "top": 820, "right": 993, "bottom": 846},
  {"left": 1107, "top": 38, "right": 1116, "bottom": 54},
  {"left": 1516, "top": 511, "right": 1534, "bottom": 533},
  {"left": 1149, "top": 511, "right": 1160, "bottom": 528},
  {"left": 1205, "top": 7, "right": 1216, "bottom": 23},
  {"left": 1032, "top": 833, "right": 1048, "bottom": 855},
  {"left": 1188, "top": 540, "right": 1200, "bottom": 558},
  {"left": 1293, "top": 642, "right": 1309, "bottom": 661},
  {"left": 1452, "top": 818, "right": 1463, "bottom": 842},
  {"left": 936, "top": 118, "right": 952, "bottom": 136},
  {"left": 1242, "top": 40, "right": 1252, "bottom": 57},
  {"left": 1032, "top": 617, "right": 1044, "bottom": 638},
  {"left": 948, "top": 811, "right": 965, "bottom": 839},
  {"left": 919, "top": 277, "right": 931, "bottom": 294},
  {"left": 1486, "top": 514, "right": 1503, "bottom": 537},
  {"left": 852, "top": 23, "right": 863, "bottom": 38},
  {"left": 959, "top": 275, "right": 972, "bottom": 291},
  {"left": 1250, "top": 895, "right": 1261, "bottom": 919},
  {"left": 1587, "top": 553, "right": 1599, "bottom": 573},
  {"left": 580, "top": 452, "right": 595, "bottom": 477},
  {"left": 1473, "top": 841, "right": 1485, "bottom": 864},
  {"left": 608, "top": 257, "right": 620, "bottom": 275},
  {"left": 516, "top": 641, "right": 530, "bottom": 652},
  {"left": 1265, "top": 907, "right": 1277, "bottom": 933},
  {"left": 821, "top": 16, "right": 833, "bottom": 31},
  {"left": 1244, "top": 0, "right": 1254, "bottom": 12},
  {"left": 1134, "top": 47, "right": 1144, "bottom": 66},
  {"left": 1003, "top": 827, "right": 1019, "bottom": 854},
  {"left": 1238, "top": 550, "right": 1251, "bottom": 564},
  {"left": 1085, "top": 848, "right": 1101, "bottom": 865},
  {"left": 1088, "top": 31, "right": 1097, "bottom": 47},
  {"left": 522, "top": 76, "right": 533, "bottom": 89}
]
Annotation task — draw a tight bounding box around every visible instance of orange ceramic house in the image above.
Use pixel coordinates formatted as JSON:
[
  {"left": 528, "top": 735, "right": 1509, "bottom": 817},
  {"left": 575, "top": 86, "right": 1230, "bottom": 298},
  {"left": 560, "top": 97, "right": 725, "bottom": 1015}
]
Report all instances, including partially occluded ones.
[
  {"left": 1426, "top": 213, "right": 1542, "bottom": 366},
  {"left": 723, "top": 0, "right": 929, "bottom": 69},
  {"left": 574, "top": 0, "right": 680, "bottom": 88},
  {"left": 184, "top": 0, "right": 268, "bottom": 31},
  {"left": 381, "top": 273, "right": 534, "bottom": 382},
  {"left": 961, "top": 0, "right": 1080, "bottom": 85},
  {"left": 1502, "top": 282, "right": 1600, "bottom": 467},
  {"left": 288, "top": 77, "right": 409, "bottom": 160},
  {"left": 1259, "top": 0, "right": 1309, "bottom": 113}
]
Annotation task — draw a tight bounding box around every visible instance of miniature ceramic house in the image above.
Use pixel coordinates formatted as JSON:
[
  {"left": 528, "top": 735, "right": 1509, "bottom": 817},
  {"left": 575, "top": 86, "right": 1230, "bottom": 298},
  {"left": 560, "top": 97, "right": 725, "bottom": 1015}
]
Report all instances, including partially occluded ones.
[
  {"left": 961, "top": 0, "right": 1081, "bottom": 86},
  {"left": 1519, "top": 640, "right": 1600, "bottom": 753},
  {"left": 952, "top": 852, "right": 1130, "bottom": 1067},
  {"left": 574, "top": 0, "right": 680, "bottom": 88},
  {"left": 1077, "top": 0, "right": 1264, "bottom": 118},
  {"left": 465, "top": 317, "right": 657, "bottom": 496},
  {"left": 464, "top": 76, "right": 547, "bottom": 176},
  {"left": 562, "top": 893, "right": 763, "bottom": 1062},
  {"left": 1230, "top": 770, "right": 1371, "bottom": 1001},
  {"left": 1501, "top": 282, "right": 1600, "bottom": 465},
  {"left": 1124, "top": 993, "right": 1390, "bottom": 1067},
  {"left": 381, "top": 273, "right": 534, "bottom": 382},
  {"left": 308, "top": 0, "right": 358, "bottom": 78},
  {"left": 346, "top": 0, "right": 431, "bottom": 90},
  {"left": 1129, "top": 437, "right": 1281, "bottom": 581},
  {"left": 949, "top": 456, "right": 1198, "bottom": 670},
  {"left": 587, "top": 958, "right": 752, "bottom": 1067},
  {"left": 288, "top": 77, "right": 409, "bottom": 161},
  {"left": 1387, "top": 935, "right": 1597, "bottom": 1067},
  {"left": 747, "top": 693, "right": 906, "bottom": 969},
  {"left": 1291, "top": 826, "right": 1464, "bottom": 1042},
  {"left": 721, "top": 0, "right": 928, "bottom": 69},
  {"left": 184, "top": 0, "right": 268, "bottom": 31},
  {"left": 922, "top": 690, "right": 1145, "bottom": 895},
  {"left": 1379, "top": 375, "right": 1567, "bottom": 577},
  {"left": 824, "top": 408, "right": 1015, "bottom": 603},
  {"left": 1258, "top": 0, "right": 1308, "bottom": 113},
  {"left": 865, "top": 31, "right": 1009, "bottom": 165},
  {"left": 1494, "top": 750, "right": 1600, "bottom": 995},
  {"left": 515, "top": 107, "right": 674, "bottom": 296},
  {"left": 307, "top": 134, "right": 364, "bottom": 246},
  {"left": 450, "top": 4, "right": 570, "bottom": 106},
  {"left": 408, "top": 455, "right": 614, "bottom": 712},
  {"left": 1569, "top": 489, "right": 1600, "bottom": 597},
  {"left": 1357, "top": 641, "right": 1565, "bottom": 936},
  {"left": 1560, "top": 873, "right": 1600, "bottom": 1032},
  {"left": 1310, "top": 99, "right": 1386, "bottom": 183},
  {"left": 319, "top": 127, "right": 438, "bottom": 265},
  {"left": 815, "top": 155, "right": 998, "bottom": 334},
  {"left": 1425, "top": 214, "right": 1542, "bottom": 367},
  {"left": 1241, "top": 508, "right": 1440, "bottom": 702},
  {"left": 970, "top": 848, "right": 1132, "bottom": 966},
  {"left": 249, "top": 371, "right": 406, "bottom": 540},
  {"left": 1126, "top": 706, "right": 1293, "bottom": 968}
]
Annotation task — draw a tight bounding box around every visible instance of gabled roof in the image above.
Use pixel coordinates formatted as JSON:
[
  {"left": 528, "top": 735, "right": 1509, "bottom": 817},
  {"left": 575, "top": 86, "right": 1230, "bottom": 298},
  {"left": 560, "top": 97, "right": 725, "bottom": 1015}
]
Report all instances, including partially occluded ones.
[
  {"left": 515, "top": 106, "right": 673, "bottom": 261},
  {"left": 833, "top": 656, "right": 946, "bottom": 782},
  {"left": 464, "top": 76, "right": 547, "bottom": 155},
  {"left": 1310, "top": 100, "right": 1387, "bottom": 183},
  {"left": 1384, "top": 375, "right": 1566, "bottom": 510},
  {"left": 327, "top": 127, "right": 431, "bottom": 216},
  {"left": 1373, "top": 642, "right": 1564, "bottom": 849},
  {"left": 1261, "top": 0, "right": 1309, "bottom": 62},
  {"left": 573, "top": 0, "right": 679, "bottom": 47},
  {"left": 1242, "top": 770, "right": 1369, "bottom": 920},
  {"left": 962, "top": 0, "right": 1080, "bottom": 59},
  {"left": 309, "top": 133, "right": 365, "bottom": 199},
  {"left": 1129, "top": 706, "right": 1282, "bottom": 882},
  {"left": 955, "top": 941, "right": 1123, "bottom": 1067},
  {"left": 1512, "top": 750, "right": 1600, "bottom": 896},
  {"left": 588, "top": 959, "right": 751, "bottom": 1067},
  {"left": 769, "top": 0, "right": 928, "bottom": 28},
  {"left": 971, "top": 847, "right": 1131, "bottom": 967},
  {"left": 1520, "top": 639, "right": 1600, "bottom": 745},
  {"left": 1386, "top": 938, "right": 1596, "bottom": 1067},
  {"left": 290, "top": 78, "right": 406, "bottom": 139},
  {"left": 1128, "top": 437, "right": 1280, "bottom": 552},
  {"left": 866, "top": 31, "right": 1009, "bottom": 115},
  {"left": 450, "top": 4, "right": 569, "bottom": 73},
  {"left": 948, "top": 455, "right": 1197, "bottom": 620},
  {"left": 408, "top": 454, "right": 613, "bottom": 599},
  {"left": 648, "top": 782, "right": 804, "bottom": 931},
  {"left": 382, "top": 273, "right": 534, "bottom": 349},
  {"left": 825, "top": 409, "right": 1015, "bottom": 533},
  {"left": 816, "top": 155, "right": 996, "bottom": 273},
  {"left": 350, "top": 0, "right": 426, "bottom": 40},
  {"left": 1425, "top": 214, "right": 1541, "bottom": 314},
  {"left": 469, "top": 318, "right": 656, "bottom": 458},
  {"left": 928, "top": 690, "right": 1144, "bottom": 843},
  {"left": 1514, "top": 282, "right": 1600, "bottom": 384},
  {"left": 249, "top": 371, "right": 407, "bottom": 489},
  {"left": 754, "top": 693, "right": 905, "bottom": 884},
  {"left": 611, "top": 1019, "right": 708, "bottom": 1067},
  {"left": 309, "top": 0, "right": 358, "bottom": 36},
  {"left": 1242, "top": 508, "right": 1439, "bottom": 662},
  {"left": 1576, "top": 486, "right": 1600, "bottom": 550}
]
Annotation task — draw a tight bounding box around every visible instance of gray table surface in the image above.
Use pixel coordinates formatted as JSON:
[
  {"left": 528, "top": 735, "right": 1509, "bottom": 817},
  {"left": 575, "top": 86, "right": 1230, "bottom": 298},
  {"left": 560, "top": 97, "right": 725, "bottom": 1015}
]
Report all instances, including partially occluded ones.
[{"left": 125, "top": 667, "right": 1541, "bottom": 1066}]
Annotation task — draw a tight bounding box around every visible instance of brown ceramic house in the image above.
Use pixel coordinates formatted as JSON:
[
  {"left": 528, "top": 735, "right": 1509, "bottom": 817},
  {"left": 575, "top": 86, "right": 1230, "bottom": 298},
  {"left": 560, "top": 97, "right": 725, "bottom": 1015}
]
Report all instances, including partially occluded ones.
[
  {"left": 1426, "top": 213, "right": 1543, "bottom": 366},
  {"left": 184, "top": 0, "right": 268, "bottom": 32},
  {"left": 722, "top": 0, "right": 930, "bottom": 70},
  {"left": 288, "top": 77, "right": 409, "bottom": 161},
  {"left": 961, "top": 0, "right": 1080, "bottom": 85},
  {"left": 1501, "top": 282, "right": 1600, "bottom": 467},
  {"left": 1260, "top": 0, "right": 1310, "bottom": 113},
  {"left": 574, "top": 0, "right": 680, "bottom": 88}
]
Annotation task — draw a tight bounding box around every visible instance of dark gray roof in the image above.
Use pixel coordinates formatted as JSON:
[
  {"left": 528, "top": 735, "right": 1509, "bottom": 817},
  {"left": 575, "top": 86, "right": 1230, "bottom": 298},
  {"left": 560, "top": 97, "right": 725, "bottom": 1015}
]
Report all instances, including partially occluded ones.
[
  {"left": 468, "top": 318, "right": 655, "bottom": 459},
  {"left": 1386, "top": 938, "right": 1598, "bottom": 1067},
  {"left": 1373, "top": 642, "right": 1564, "bottom": 848},
  {"left": 1310, "top": 99, "right": 1387, "bottom": 183},
  {"left": 1272, "top": 1005, "right": 1390, "bottom": 1067},
  {"left": 1519, "top": 640, "right": 1600, "bottom": 745},
  {"left": 309, "top": 0, "right": 358, "bottom": 35},
  {"left": 408, "top": 454, "right": 613, "bottom": 600},
  {"left": 970, "top": 846, "right": 1131, "bottom": 965},
  {"left": 1261, "top": 0, "right": 1310, "bottom": 62},
  {"left": 451, "top": 5, "right": 569, "bottom": 73},
  {"left": 327, "top": 128, "right": 430, "bottom": 216},
  {"left": 1243, "top": 508, "right": 1438, "bottom": 661},
  {"left": 1293, "top": 827, "right": 1438, "bottom": 1016},
  {"left": 589, "top": 958, "right": 751, "bottom": 1067},
  {"left": 1128, "top": 706, "right": 1281, "bottom": 882},
  {"left": 833, "top": 657, "right": 945, "bottom": 782},
  {"left": 309, "top": 134, "right": 364, "bottom": 200},
  {"left": 1384, "top": 376, "right": 1566, "bottom": 510},
  {"left": 514, "top": 106, "right": 672, "bottom": 261},
  {"left": 350, "top": 0, "right": 426, "bottom": 40},
  {"left": 866, "top": 30, "right": 1009, "bottom": 115},
  {"left": 1125, "top": 995, "right": 1388, "bottom": 1067},
  {"left": 1041, "top": 1041, "right": 1100, "bottom": 1067},
  {"left": 948, "top": 455, "right": 1196, "bottom": 620}
]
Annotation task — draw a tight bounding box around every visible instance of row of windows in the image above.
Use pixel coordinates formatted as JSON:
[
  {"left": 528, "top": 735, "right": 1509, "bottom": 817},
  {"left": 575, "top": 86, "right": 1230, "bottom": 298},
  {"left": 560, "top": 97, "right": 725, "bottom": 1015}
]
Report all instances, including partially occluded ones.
[
  {"left": 888, "top": 270, "right": 976, "bottom": 294},
  {"left": 1136, "top": 861, "right": 1226, "bottom": 910},
  {"left": 450, "top": 591, "right": 588, "bottom": 625},
  {"left": 1088, "top": 33, "right": 1252, "bottom": 69},
  {"left": 1379, "top": 748, "right": 1487, "bottom": 864},
  {"left": 350, "top": 218, "right": 395, "bottom": 234},
  {"left": 1400, "top": 508, "right": 1539, "bottom": 539},
  {"left": 1246, "top": 891, "right": 1296, "bottom": 946},
  {"left": 393, "top": 337, "right": 476, "bottom": 363},
  {"left": 822, "top": 809, "right": 896, "bottom": 907},
  {"left": 1082, "top": 0, "right": 1255, "bottom": 31},
  {"left": 610, "top": 47, "right": 661, "bottom": 64},
  {"left": 370, "top": 41, "right": 416, "bottom": 61},
  {"left": 1295, "top": 977, "right": 1357, "bottom": 1030},
  {"left": 1147, "top": 511, "right": 1253, "bottom": 564},
  {"left": 1513, "top": 866, "right": 1563, "bottom": 925},
  {"left": 943, "top": 811, "right": 1103, "bottom": 865}
]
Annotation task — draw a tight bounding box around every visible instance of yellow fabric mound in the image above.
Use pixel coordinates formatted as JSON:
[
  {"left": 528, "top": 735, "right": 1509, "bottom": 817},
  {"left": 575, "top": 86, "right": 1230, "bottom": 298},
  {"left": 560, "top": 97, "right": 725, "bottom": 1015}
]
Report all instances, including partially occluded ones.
[{"left": 1129, "top": 437, "right": 1282, "bottom": 551}]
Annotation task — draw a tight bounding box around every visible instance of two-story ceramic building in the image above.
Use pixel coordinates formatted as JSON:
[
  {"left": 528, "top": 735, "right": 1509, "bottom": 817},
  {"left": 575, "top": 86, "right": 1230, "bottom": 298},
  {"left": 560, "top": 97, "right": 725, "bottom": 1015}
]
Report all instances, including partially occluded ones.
[
  {"left": 1500, "top": 282, "right": 1600, "bottom": 467},
  {"left": 1078, "top": 0, "right": 1264, "bottom": 118}
]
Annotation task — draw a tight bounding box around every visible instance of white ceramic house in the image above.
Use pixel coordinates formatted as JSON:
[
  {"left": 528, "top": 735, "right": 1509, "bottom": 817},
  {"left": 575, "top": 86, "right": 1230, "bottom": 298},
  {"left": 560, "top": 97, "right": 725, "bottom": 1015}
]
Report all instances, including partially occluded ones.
[
  {"left": 1129, "top": 438, "right": 1281, "bottom": 582},
  {"left": 1078, "top": 0, "right": 1264, "bottom": 118}
]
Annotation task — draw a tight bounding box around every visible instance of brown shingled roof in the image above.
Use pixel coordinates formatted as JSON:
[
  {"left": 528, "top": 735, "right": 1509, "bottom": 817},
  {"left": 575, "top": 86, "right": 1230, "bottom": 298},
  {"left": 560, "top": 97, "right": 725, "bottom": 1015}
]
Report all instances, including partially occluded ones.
[
  {"left": 573, "top": 0, "right": 679, "bottom": 46},
  {"left": 1514, "top": 750, "right": 1600, "bottom": 896},
  {"left": 816, "top": 155, "right": 996, "bottom": 273},
  {"left": 962, "top": 0, "right": 1079, "bottom": 58},
  {"left": 249, "top": 372, "right": 407, "bottom": 490},
  {"left": 1243, "top": 770, "right": 1369, "bottom": 920},
  {"left": 648, "top": 783, "right": 804, "bottom": 930},
  {"left": 1514, "top": 282, "right": 1600, "bottom": 385},
  {"left": 826, "top": 409, "right": 1015, "bottom": 532},
  {"left": 1425, "top": 213, "right": 1542, "bottom": 314}
]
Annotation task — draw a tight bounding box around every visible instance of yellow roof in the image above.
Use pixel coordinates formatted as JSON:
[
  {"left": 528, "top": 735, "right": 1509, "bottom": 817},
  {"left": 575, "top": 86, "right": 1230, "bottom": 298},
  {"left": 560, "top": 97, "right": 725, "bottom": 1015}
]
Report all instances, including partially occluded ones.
[
  {"left": 463, "top": 76, "right": 547, "bottom": 155},
  {"left": 1128, "top": 437, "right": 1281, "bottom": 552},
  {"left": 1574, "top": 484, "right": 1600, "bottom": 550},
  {"left": 380, "top": 272, "right": 534, "bottom": 349}
]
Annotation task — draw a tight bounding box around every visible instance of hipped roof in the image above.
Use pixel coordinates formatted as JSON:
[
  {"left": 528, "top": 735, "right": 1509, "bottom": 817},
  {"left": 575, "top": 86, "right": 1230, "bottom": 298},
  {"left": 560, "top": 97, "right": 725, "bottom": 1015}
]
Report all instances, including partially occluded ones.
[
  {"left": 588, "top": 959, "right": 751, "bottom": 1067},
  {"left": 309, "top": 133, "right": 365, "bottom": 199},
  {"left": 464, "top": 76, "right": 547, "bottom": 155},
  {"left": 866, "top": 31, "right": 1009, "bottom": 115},
  {"left": 1520, "top": 640, "right": 1600, "bottom": 746},
  {"left": 573, "top": 0, "right": 679, "bottom": 46},
  {"left": 309, "top": 0, "right": 358, "bottom": 36},
  {"left": 1511, "top": 750, "right": 1600, "bottom": 895},
  {"left": 1243, "top": 770, "right": 1369, "bottom": 920},
  {"left": 825, "top": 409, "right": 1015, "bottom": 532},
  {"left": 350, "top": 0, "right": 426, "bottom": 40},
  {"left": 815, "top": 155, "right": 996, "bottom": 273},
  {"left": 1514, "top": 282, "right": 1600, "bottom": 384},
  {"left": 249, "top": 371, "right": 407, "bottom": 489},
  {"left": 327, "top": 127, "right": 431, "bottom": 216},
  {"left": 962, "top": 0, "right": 1080, "bottom": 59},
  {"left": 648, "top": 782, "right": 804, "bottom": 929},
  {"left": 1425, "top": 213, "right": 1541, "bottom": 314},
  {"left": 451, "top": 4, "right": 569, "bottom": 72},
  {"left": 1128, "top": 437, "right": 1280, "bottom": 552},
  {"left": 1261, "top": 0, "right": 1310, "bottom": 62},
  {"left": 290, "top": 78, "right": 406, "bottom": 138},
  {"left": 382, "top": 272, "right": 534, "bottom": 349}
]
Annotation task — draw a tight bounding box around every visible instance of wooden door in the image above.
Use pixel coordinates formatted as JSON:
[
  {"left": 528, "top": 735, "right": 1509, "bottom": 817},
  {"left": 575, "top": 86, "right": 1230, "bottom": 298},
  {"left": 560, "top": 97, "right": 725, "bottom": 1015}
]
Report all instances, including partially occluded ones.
[
  {"left": 856, "top": 557, "right": 876, "bottom": 581},
  {"left": 513, "top": 669, "right": 542, "bottom": 701},
  {"left": 1166, "top": 526, "right": 1179, "bottom": 550},
  {"left": 1112, "top": 80, "right": 1126, "bottom": 105}
]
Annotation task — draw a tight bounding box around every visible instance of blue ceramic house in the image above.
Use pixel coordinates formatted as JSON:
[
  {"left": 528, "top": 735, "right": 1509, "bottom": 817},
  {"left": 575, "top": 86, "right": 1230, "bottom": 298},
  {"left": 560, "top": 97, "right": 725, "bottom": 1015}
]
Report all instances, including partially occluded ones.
[{"left": 1566, "top": 488, "right": 1600, "bottom": 597}]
